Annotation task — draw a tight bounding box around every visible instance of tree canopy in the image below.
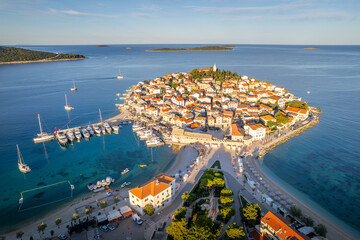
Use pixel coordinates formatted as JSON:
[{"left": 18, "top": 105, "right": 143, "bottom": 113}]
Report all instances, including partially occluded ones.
[
  {"left": 0, "top": 46, "right": 85, "bottom": 63},
  {"left": 225, "top": 223, "right": 245, "bottom": 240},
  {"left": 241, "top": 203, "right": 262, "bottom": 227},
  {"left": 286, "top": 101, "right": 309, "bottom": 110}
]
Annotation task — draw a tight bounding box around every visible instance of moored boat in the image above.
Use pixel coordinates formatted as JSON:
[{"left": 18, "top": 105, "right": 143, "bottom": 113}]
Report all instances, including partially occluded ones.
[
  {"left": 66, "top": 130, "right": 75, "bottom": 142},
  {"left": 17, "top": 144, "right": 31, "bottom": 173},
  {"left": 121, "top": 168, "right": 129, "bottom": 175},
  {"left": 33, "top": 114, "right": 55, "bottom": 143},
  {"left": 74, "top": 128, "right": 82, "bottom": 141},
  {"left": 87, "top": 125, "right": 94, "bottom": 136},
  {"left": 81, "top": 128, "right": 90, "bottom": 139},
  {"left": 56, "top": 131, "right": 68, "bottom": 145},
  {"left": 93, "top": 125, "right": 101, "bottom": 135}
]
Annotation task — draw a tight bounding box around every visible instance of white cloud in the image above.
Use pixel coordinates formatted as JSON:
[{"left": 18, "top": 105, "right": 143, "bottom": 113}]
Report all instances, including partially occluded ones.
[{"left": 49, "top": 8, "right": 118, "bottom": 18}]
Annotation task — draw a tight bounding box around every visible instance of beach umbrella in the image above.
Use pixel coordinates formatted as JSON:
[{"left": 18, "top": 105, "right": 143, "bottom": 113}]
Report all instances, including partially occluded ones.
[
  {"left": 280, "top": 195, "right": 287, "bottom": 200},
  {"left": 287, "top": 199, "right": 293, "bottom": 204},
  {"left": 285, "top": 204, "right": 292, "bottom": 209},
  {"left": 269, "top": 192, "right": 275, "bottom": 197},
  {"left": 274, "top": 196, "right": 281, "bottom": 201},
  {"left": 280, "top": 200, "right": 287, "bottom": 205},
  {"left": 276, "top": 191, "right": 282, "bottom": 195}
]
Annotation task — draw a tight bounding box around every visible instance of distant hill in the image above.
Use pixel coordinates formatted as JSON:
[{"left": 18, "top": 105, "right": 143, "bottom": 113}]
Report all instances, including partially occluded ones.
[
  {"left": 147, "top": 45, "right": 236, "bottom": 52},
  {"left": 0, "top": 46, "right": 85, "bottom": 64}
]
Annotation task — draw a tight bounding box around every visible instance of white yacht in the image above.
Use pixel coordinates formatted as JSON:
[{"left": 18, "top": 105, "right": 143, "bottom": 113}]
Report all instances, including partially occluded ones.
[
  {"left": 86, "top": 125, "right": 94, "bottom": 136},
  {"left": 103, "top": 122, "right": 112, "bottom": 133},
  {"left": 117, "top": 69, "right": 124, "bottom": 79},
  {"left": 64, "top": 94, "right": 74, "bottom": 111},
  {"left": 74, "top": 128, "right": 82, "bottom": 141},
  {"left": 71, "top": 80, "right": 77, "bottom": 91},
  {"left": 66, "top": 130, "right": 75, "bottom": 143},
  {"left": 17, "top": 144, "right": 31, "bottom": 173},
  {"left": 101, "top": 126, "right": 106, "bottom": 134},
  {"left": 139, "top": 130, "right": 153, "bottom": 140},
  {"left": 93, "top": 125, "right": 101, "bottom": 135},
  {"left": 112, "top": 125, "right": 120, "bottom": 133},
  {"left": 146, "top": 137, "right": 164, "bottom": 147},
  {"left": 33, "top": 114, "right": 55, "bottom": 143},
  {"left": 121, "top": 168, "right": 129, "bottom": 175},
  {"left": 56, "top": 131, "right": 68, "bottom": 145},
  {"left": 81, "top": 128, "right": 90, "bottom": 139}
]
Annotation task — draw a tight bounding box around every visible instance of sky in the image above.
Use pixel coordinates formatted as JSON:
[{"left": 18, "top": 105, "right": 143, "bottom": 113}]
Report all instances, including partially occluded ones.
[{"left": 0, "top": 0, "right": 359, "bottom": 45}]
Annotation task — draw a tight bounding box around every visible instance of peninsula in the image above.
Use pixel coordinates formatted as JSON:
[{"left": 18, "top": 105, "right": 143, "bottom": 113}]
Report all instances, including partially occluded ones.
[
  {"left": 0, "top": 46, "right": 85, "bottom": 64},
  {"left": 147, "top": 45, "right": 236, "bottom": 52}
]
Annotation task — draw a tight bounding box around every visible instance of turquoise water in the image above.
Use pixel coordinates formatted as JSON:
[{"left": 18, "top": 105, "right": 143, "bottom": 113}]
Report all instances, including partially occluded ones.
[{"left": 0, "top": 45, "right": 359, "bottom": 235}]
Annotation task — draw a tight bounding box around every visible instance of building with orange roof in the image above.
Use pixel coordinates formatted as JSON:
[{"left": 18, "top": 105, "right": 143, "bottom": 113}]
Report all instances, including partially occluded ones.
[
  {"left": 285, "top": 106, "right": 309, "bottom": 121},
  {"left": 260, "top": 115, "right": 276, "bottom": 126},
  {"left": 231, "top": 123, "right": 244, "bottom": 141},
  {"left": 244, "top": 123, "right": 267, "bottom": 140},
  {"left": 256, "top": 211, "right": 310, "bottom": 240},
  {"left": 128, "top": 174, "right": 176, "bottom": 215}
]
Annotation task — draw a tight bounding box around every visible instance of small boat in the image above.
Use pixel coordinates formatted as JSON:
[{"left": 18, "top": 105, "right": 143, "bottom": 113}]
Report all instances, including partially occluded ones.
[
  {"left": 103, "top": 122, "right": 112, "bottom": 133},
  {"left": 97, "top": 181, "right": 102, "bottom": 188},
  {"left": 121, "top": 182, "right": 126, "bottom": 188},
  {"left": 307, "top": 91, "right": 310, "bottom": 94},
  {"left": 56, "top": 131, "right": 68, "bottom": 145},
  {"left": 125, "top": 182, "right": 131, "bottom": 186},
  {"left": 87, "top": 183, "right": 94, "bottom": 191},
  {"left": 17, "top": 144, "right": 31, "bottom": 173},
  {"left": 74, "top": 128, "right": 82, "bottom": 141},
  {"left": 87, "top": 125, "right": 94, "bottom": 136},
  {"left": 19, "top": 197, "right": 23, "bottom": 204},
  {"left": 121, "top": 168, "right": 129, "bottom": 175},
  {"left": 101, "top": 126, "right": 106, "bottom": 134},
  {"left": 101, "top": 179, "right": 106, "bottom": 187},
  {"left": 33, "top": 114, "right": 55, "bottom": 143},
  {"left": 81, "top": 128, "right": 90, "bottom": 139},
  {"left": 146, "top": 137, "right": 164, "bottom": 147},
  {"left": 117, "top": 69, "right": 124, "bottom": 79},
  {"left": 111, "top": 125, "right": 120, "bottom": 133},
  {"left": 139, "top": 165, "right": 147, "bottom": 168},
  {"left": 64, "top": 94, "right": 74, "bottom": 111},
  {"left": 71, "top": 79, "right": 77, "bottom": 91},
  {"left": 93, "top": 125, "right": 101, "bottom": 135},
  {"left": 66, "top": 130, "right": 75, "bottom": 142}
]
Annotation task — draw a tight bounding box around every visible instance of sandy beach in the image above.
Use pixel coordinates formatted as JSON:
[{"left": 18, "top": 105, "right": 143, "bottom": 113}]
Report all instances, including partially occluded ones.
[{"left": 250, "top": 151, "right": 356, "bottom": 240}]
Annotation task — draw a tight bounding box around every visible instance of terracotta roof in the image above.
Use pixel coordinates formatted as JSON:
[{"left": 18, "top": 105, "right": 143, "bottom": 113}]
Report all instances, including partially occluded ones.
[
  {"left": 129, "top": 180, "right": 170, "bottom": 200},
  {"left": 286, "top": 106, "right": 308, "bottom": 114},
  {"left": 156, "top": 174, "right": 175, "bottom": 184},
  {"left": 231, "top": 124, "right": 243, "bottom": 136},
  {"left": 261, "top": 115, "right": 276, "bottom": 121},
  {"left": 262, "top": 212, "right": 309, "bottom": 240}
]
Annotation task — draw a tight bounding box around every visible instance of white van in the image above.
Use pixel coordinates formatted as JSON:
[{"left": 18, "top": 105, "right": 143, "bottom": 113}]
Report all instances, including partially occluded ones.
[{"left": 132, "top": 213, "right": 143, "bottom": 225}]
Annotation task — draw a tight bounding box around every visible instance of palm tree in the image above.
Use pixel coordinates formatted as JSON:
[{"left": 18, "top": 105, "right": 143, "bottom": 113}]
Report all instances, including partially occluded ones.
[
  {"left": 16, "top": 232, "right": 24, "bottom": 240},
  {"left": 55, "top": 218, "right": 62, "bottom": 228}
]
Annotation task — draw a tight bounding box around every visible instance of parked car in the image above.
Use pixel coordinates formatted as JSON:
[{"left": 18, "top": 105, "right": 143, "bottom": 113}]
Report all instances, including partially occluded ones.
[
  {"left": 132, "top": 213, "right": 143, "bottom": 225},
  {"left": 58, "top": 234, "right": 68, "bottom": 240},
  {"left": 107, "top": 223, "right": 115, "bottom": 231},
  {"left": 100, "top": 225, "right": 109, "bottom": 232}
]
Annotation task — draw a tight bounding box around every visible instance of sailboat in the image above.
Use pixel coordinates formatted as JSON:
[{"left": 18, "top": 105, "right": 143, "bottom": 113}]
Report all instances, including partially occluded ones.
[
  {"left": 33, "top": 114, "right": 55, "bottom": 143},
  {"left": 64, "top": 94, "right": 74, "bottom": 111},
  {"left": 117, "top": 69, "right": 124, "bottom": 79},
  {"left": 17, "top": 144, "right": 31, "bottom": 173},
  {"left": 71, "top": 80, "right": 77, "bottom": 91}
]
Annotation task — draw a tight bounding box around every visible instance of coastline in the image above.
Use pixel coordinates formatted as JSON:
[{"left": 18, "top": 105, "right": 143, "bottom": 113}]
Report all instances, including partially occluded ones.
[
  {"left": 0, "top": 58, "right": 85, "bottom": 65},
  {"left": 253, "top": 158, "right": 357, "bottom": 240},
  {"left": 146, "top": 49, "right": 234, "bottom": 52}
]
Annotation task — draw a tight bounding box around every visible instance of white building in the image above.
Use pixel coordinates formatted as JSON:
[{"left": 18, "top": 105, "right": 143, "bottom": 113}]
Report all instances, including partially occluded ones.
[
  {"left": 244, "top": 123, "right": 266, "bottom": 140},
  {"left": 128, "top": 175, "right": 175, "bottom": 215}
]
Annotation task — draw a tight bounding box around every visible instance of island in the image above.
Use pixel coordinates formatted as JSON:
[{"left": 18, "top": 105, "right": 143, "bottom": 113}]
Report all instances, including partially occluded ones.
[
  {"left": 147, "top": 45, "right": 236, "bottom": 52},
  {"left": 96, "top": 45, "right": 109, "bottom": 47},
  {"left": 0, "top": 46, "right": 85, "bottom": 64},
  {"left": 304, "top": 47, "right": 319, "bottom": 50}
]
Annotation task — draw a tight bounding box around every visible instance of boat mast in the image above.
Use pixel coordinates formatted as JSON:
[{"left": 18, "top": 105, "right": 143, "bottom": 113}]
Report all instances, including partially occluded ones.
[
  {"left": 17, "top": 144, "right": 22, "bottom": 164},
  {"left": 99, "top": 109, "right": 103, "bottom": 122},
  {"left": 73, "top": 80, "right": 76, "bottom": 88},
  {"left": 65, "top": 94, "right": 68, "bottom": 107},
  {"left": 38, "top": 114, "right": 43, "bottom": 134}
]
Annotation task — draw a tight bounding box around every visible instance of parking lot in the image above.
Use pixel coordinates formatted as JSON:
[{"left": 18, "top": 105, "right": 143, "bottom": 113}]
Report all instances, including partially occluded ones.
[{"left": 71, "top": 217, "right": 145, "bottom": 240}]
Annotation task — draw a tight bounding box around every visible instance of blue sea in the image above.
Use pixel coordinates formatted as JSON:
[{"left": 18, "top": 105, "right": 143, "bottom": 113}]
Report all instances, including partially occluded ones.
[{"left": 0, "top": 44, "right": 359, "bottom": 236}]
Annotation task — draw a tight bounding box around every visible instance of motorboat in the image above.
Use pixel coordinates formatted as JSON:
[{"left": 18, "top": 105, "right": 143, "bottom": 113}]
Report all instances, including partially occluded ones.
[
  {"left": 87, "top": 183, "right": 95, "bottom": 191},
  {"left": 112, "top": 125, "right": 120, "bottom": 133},
  {"left": 66, "top": 130, "right": 75, "bottom": 142},
  {"left": 101, "top": 180, "right": 106, "bottom": 187},
  {"left": 93, "top": 125, "right": 101, "bottom": 135},
  {"left": 74, "top": 128, "right": 82, "bottom": 141},
  {"left": 139, "top": 130, "right": 153, "bottom": 140},
  {"left": 81, "top": 128, "right": 90, "bottom": 139},
  {"left": 56, "top": 131, "right": 68, "bottom": 145},
  {"left": 17, "top": 144, "right": 31, "bottom": 173},
  {"left": 64, "top": 94, "right": 74, "bottom": 111},
  {"left": 121, "top": 168, "right": 129, "bottom": 175},
  {"left": 139, "top": 165, "right": 147, "bottom": 167},
  {"left": 86, "top": 125, "right": 94, "bottom": 136},
  {"left": 117, "top": 69, "right": 124, "bottom": 79},
  {"left": 101, "top": 126, "right": 106, "bottom": 134},
  {"left": 33, "top": 114, "right": 55, "bottom": 143},
  {"left": 146, "top": 137, "right": 164, "bottom": 147},
  {"left": 103, "top": 122, "right": 112, "bottom": 133}
]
